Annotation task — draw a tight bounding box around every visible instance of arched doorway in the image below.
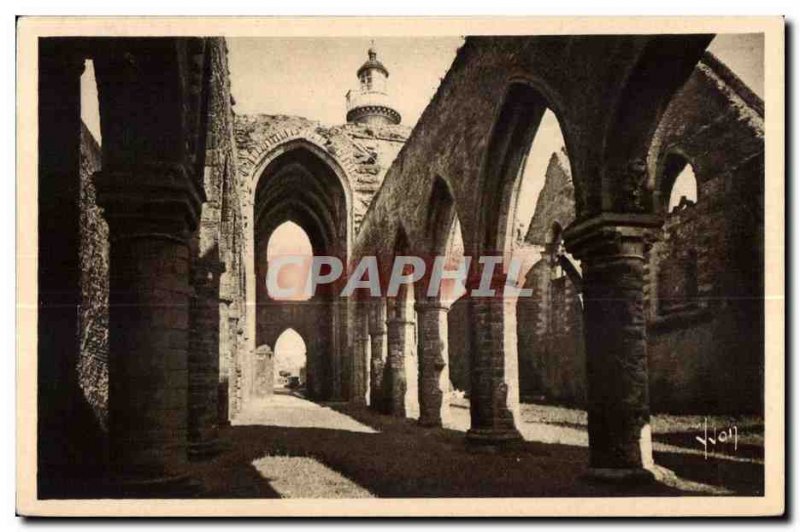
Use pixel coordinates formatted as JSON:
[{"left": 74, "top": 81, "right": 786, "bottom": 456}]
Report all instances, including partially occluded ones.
[
  {"left": 384, "top": 226, "right": 419, "bottom": 419},
  {"left": 273, "top": 328, "right": 308, "bottom": 391},
  {"left": 251, "top": 143, "right": 352, "bottom": 403},
  {"left": 266, "top": 221, "right": 314, "bottom": 302},
  {"left": 508, "top": 108, "right": 587, "bottom": 407},
  {"left": 469, "top": 82, "right": 581, "bottom": 444}
]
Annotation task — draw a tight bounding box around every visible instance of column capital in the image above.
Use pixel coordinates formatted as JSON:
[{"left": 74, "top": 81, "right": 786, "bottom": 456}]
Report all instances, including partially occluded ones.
[
  {"left": 563, "top": 212, "right": 661, "bottom": 262},
  {"left": 369, "top": 325, "right": 387, "bottom": 336},
  {"left": 386, "top": 318, "right": 416, "bottom": 327},
  {"left": 414, "top": 298, "right": 450, "bottom": 313},
  {"left": 94, "top": 161, "right": 205, "bottom": 242}
]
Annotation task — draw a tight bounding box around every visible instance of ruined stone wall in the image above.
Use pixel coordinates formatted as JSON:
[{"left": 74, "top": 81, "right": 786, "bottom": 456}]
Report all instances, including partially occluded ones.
[
  {"left": 188, "top": 38, "right": 247, "bottom": 422},
  {"left": 348, "top": 36, "right": 693, "bottom": 423},
  {"left": 255, "top": 299, "right": 333, "bottom": 400},
  {"left": 78, "top": 121, "right": 109, "bottom": 430},
  {"left": 234, "top": 115, "right": 409, "bottom": 233},
  {"left": 233, "top": 115, "right": 409, "bottom": 405},
  {"left": 525, "top": 150, "right": 576, "bottom": 245},
  {"left": 513, "top": 53, "right": 764, "bottom": 414},
  {"left": 645, "top": 52, "right": 764, "bottom": 414}
]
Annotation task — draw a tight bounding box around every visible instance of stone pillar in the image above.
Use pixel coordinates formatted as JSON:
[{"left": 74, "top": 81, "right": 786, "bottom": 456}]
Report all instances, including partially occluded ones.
[
  {"left": 403, "top": 313, "right": 419, "bottom": 419},
  {"left": 217, "top": 306, "right": 236, "bottom": 427},
  {"left": 466, "top": 269, "right": 522, "bottom": 445},
  {"left": 188, "top": 255, "right": 225, "bottom": 459},
  {"left": 415, "top": 298, "right": 451, "bottom": 427},
  {"left": 369, "top": 299, "right": 388, "bottom": 412},
  {"left": 253, "top": 345, "right": 273, "bottom": 397},
  {"left": 37, "top": 44, "right": 101, "bottom": 487},
  {"left": 385, "top": 296, "right": 417, "bottom": 417},
  {"left": 350, "top": 302, "right": 370, "bottom": 406},
  {"left": 563, "top": 213, "right": 659, "bottom": 480},
  {"left": 330, "top": 297, "right": 348, "bottom": 401},
  {"left": 95, "top": 163, "right": 202, "bottom": 492},
  {"left": 385, "top": 307, "right": 407, "bottom": 417}
]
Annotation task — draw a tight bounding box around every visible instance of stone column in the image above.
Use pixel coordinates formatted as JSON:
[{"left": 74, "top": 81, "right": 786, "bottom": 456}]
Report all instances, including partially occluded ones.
[
  {"left": 188, "top": 255, "right": 225, "bottom": 459},
  {"left": 466, "top": 269, "right": 522, "bottom": 445},
  {"left": 37, "top": 44, "right": 101, "bottom": 487},
  {"left": 402, "top": 313, "right": 419, "bottom": 419},
  {"left": 350, "top": 302, "right": 370, "bottom": 406},
  {"left": 415, "top": 298, "right": 451, "bottom": 427},
  {"left": 368, "top": 299, "right": 388, "bottom": 412},
  {"left": 253, "top": 345, "right": 273, "bottom": 397},
  {"left": 329, "top": 297, "right": 348, "bottom": 401},
  {"left": 385, "top": 305, "right": 407, "bottom": 417},
  {"left": 385, "top": 296, "right": 417, "bottom": 417},
  {"left": 217, "top": 305, "right": 236, "bottom": 427},
  {"left": 563, "top": 213, "right": 659, "bottom": 481},
  {"left": 95, "top": 163, "right": 202, "bottom": 492}
]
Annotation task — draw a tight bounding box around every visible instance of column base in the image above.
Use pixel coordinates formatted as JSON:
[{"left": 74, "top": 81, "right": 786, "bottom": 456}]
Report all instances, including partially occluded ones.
[
  {"left": 418, "top": 417, "right": 442, "bottom": 428},
  {"left": 188, "top": 438, "right": 226, "bottom": 461},
  {"left": 583, "top": 467, "right": 656, "bottom": 485},
  {"left": 466, "top": 427, "right": 523, "bottom": 447}
]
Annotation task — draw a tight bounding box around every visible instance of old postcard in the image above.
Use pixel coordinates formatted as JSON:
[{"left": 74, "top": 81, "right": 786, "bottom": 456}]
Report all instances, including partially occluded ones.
[{"left": 16, "top": 16, "right": 785, "bottom": 517}]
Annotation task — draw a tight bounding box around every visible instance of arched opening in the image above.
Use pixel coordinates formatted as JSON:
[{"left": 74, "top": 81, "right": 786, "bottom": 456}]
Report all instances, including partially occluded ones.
[
  {"left": 266, "top": 221, "right": 314, "bottom": 301},
  {"left": 473, "top": 82, "right": 581, "bottom": 438},
  {"left": 511, "top": 114, "right": 585, "bottom": 407},
  {"left": 426, "top": 176, "right": 467, "bottom": 303},
  {"left": 384, "top": 226, "right": 419, "bottom": 419},
  {"left": 273, "top": 328, "right": 307, "bottom": 391},
  {"left": 420, "top": 177, "right": 470, "bottom": 411},
  {"left": 656, "top": 154, "right": 701, "bottom": 317},
  {"left": 481, "top": 84, "right": 577, "bottom": 262},
  {"left": 444, "top": 216, "right": 471, "bottom": 404},
  {"left": 667, "top": 161, "right": 699, "bottom": 213},
  {"left": 514, "top": 110, "right": 568, "bottom": 246},
  {"left": 252, "top": 144, "right": 352, "bottom": 402}
]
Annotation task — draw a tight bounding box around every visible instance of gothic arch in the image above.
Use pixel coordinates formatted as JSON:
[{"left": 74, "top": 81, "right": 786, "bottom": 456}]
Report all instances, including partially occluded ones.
[
  {"left": 657, "top": 151, "right": 699, "bottom": 214},
  {"left": 476, "top": 82, "right": 579, "bottom": 259},
  {"left": 248, "top": 138, "right": 354, "bottom": 253},
  {"left": 425, "top": 175, "right": 457, "bottom": 255},
  {"left": 246, "top": 140, "right": 354, "bottom": 404},
  {"left": 601, "top": 34, "right": 714, "bottom": 213}
]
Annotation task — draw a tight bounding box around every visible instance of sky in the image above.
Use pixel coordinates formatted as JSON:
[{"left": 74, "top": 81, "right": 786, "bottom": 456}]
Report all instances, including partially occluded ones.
[
  {"left": 80, "top": 33, "right": 764, "bottom": 151},
  {"left": 226, "top": 36, "right": 464, "bottom": 127}
]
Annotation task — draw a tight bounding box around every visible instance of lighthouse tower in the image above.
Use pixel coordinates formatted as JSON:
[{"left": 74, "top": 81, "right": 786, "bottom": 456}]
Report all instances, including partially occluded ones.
[{"left": 345, "top": 43, "right": 402, "bottom": 126}]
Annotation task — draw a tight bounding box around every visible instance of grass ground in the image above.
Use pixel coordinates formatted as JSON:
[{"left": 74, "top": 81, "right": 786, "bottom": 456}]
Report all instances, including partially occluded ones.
[{"left": 183, "top": 392, "right": 763, "bottom": 498}]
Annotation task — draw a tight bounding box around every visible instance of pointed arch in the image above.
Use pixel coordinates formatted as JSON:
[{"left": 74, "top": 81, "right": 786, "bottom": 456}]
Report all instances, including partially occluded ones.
[
  {"left": 476, "top": 82, "right": 579, "bottom": 259},
  {"left": 658, "top": 152, "right": 699, "bottom": 214},
  {"left": 425, "top": 176, "right": 457, "bottom": 255},
  {"left": 602, "top": 34, "right": 713, "bottom": 213}
]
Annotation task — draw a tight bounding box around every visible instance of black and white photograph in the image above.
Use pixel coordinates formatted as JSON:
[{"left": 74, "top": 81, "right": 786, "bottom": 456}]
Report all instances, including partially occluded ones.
[{"left": 15, "top": 15, "right": 785, "bottom": 517}]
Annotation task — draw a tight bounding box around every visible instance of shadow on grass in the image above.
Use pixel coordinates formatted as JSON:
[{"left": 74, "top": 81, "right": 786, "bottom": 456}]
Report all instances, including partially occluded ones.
[
  {"left": 229, "top": 401, "right": 684, "bottom": 498},
  {"left": 44, "top": 398, "right": 762, "bottom": 499},
  {"left": 653, "top": 451, "right": 764, "bottom": 496}
]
